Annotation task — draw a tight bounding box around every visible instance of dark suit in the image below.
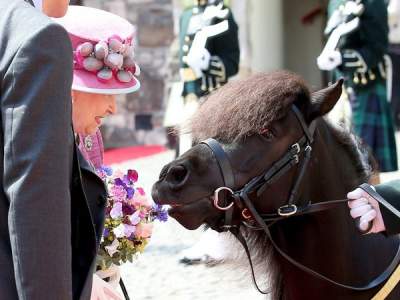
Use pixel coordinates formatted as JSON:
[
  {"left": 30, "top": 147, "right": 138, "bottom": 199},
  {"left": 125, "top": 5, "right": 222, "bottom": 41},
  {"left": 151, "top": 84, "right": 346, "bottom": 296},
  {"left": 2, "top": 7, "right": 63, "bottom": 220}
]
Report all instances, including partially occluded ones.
[{"left": 0, "top": 1, "right": 107, "bottom": 299}]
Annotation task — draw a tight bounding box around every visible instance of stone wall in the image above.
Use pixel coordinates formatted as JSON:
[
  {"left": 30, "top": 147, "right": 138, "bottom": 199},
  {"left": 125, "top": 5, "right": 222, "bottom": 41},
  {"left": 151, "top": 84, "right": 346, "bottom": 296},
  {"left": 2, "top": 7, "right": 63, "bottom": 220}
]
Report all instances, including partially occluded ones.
[{"left": 83, "top": 0, "right": 175, "bottom": 148}]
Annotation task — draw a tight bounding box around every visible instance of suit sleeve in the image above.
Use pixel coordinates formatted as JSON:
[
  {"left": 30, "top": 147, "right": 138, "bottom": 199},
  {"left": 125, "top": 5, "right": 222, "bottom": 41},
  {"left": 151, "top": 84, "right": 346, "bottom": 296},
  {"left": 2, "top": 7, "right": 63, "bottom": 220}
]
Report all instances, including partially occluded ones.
[
  {"left": 2, "top": 23, "right": 74, "bottom": 299},
  {"left": 375, "top": 180, "right": 400, "bottom": 236}
]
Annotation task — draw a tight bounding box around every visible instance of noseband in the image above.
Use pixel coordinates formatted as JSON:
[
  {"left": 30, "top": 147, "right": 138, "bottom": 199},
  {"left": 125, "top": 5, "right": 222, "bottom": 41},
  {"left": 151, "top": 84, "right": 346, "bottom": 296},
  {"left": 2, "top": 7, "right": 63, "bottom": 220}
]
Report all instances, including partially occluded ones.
[{"left": 200, "top": 104, "right": 400, "bottom": 294}]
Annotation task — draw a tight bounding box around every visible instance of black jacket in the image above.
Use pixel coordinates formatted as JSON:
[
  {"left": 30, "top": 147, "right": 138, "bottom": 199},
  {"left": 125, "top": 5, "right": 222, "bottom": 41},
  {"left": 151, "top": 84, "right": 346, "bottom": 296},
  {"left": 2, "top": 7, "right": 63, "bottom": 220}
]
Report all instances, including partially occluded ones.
[{"left": 375, "top": 180, "right": 400, "bottom": 235}]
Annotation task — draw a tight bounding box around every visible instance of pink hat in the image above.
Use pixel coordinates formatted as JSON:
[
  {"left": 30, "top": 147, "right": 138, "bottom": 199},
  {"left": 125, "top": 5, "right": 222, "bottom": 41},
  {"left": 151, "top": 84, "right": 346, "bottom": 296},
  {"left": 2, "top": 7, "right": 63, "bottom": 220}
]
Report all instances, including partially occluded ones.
[{"left": 53, "top": 6, "right": 140, "bottom": 95}]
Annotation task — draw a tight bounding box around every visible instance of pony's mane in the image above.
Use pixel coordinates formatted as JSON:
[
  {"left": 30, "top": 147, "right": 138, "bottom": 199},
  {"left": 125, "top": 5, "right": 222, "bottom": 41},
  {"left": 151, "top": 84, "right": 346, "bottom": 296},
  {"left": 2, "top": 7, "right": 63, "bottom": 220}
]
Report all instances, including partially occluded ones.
[
  {"left": 324, "top": 120, "right": 374, "bottom": 182},
  {"left": 190, "top": 71, "right": 310, "bottom": 143}
]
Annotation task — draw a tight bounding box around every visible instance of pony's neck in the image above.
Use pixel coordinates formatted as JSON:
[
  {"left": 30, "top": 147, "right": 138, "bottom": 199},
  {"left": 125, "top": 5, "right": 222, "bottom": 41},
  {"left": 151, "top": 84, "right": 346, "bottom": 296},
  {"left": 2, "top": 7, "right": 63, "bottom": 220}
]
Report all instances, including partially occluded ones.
[
  {"left": 274, "top": 119, "right": 387, "bottom": 299},
  {"left": 307, "top": 120, "right": 365, "bottom": 202}
]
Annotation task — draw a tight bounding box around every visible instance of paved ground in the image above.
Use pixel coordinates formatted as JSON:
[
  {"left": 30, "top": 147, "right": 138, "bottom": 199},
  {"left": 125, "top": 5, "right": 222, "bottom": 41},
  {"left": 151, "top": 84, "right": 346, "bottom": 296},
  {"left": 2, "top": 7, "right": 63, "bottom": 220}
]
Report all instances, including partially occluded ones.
[{"left": 109, "top": 132, "right": 400, "bottom": 300}]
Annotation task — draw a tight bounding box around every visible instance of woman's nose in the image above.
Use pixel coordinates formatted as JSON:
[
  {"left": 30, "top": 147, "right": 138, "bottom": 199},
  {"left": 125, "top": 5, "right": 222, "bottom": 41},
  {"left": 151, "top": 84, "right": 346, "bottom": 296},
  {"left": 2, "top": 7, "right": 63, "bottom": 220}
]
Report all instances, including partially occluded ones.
[{"left": 109, "top": 97, "right": 117, "bottom": 115}]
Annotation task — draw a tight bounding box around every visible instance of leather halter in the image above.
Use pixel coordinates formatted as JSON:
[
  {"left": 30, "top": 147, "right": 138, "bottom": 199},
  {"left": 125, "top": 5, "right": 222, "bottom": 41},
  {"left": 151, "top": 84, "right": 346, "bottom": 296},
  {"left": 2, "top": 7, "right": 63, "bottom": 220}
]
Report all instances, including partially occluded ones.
[{"left": 200, "top": 104, "right": 400, "bottom": 294}]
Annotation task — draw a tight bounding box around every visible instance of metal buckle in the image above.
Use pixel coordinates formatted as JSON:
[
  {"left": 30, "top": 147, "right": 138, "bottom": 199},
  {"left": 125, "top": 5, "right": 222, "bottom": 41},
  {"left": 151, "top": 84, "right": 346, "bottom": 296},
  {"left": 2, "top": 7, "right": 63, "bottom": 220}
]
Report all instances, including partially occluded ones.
[
  {"left": 293, "top": 154, "right": 299, "bottom": 164},
  {"left": 292, "top": 143, "right": 301, "bottom": 154},
  {"left": 278, "top": 204, "right": 298, "bottom": 217},
  {"left": 213, "top": 187, "right": 234, "bottom": 211},
  {"left": 241, "top": 208, "right": 252, "bottom": 220}
]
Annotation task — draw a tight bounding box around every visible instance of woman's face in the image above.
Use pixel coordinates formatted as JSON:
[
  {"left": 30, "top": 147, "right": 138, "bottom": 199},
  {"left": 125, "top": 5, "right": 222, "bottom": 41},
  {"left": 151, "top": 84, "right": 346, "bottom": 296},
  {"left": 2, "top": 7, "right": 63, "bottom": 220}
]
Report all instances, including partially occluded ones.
[{"left": 72, "top": 91, "right": 117, "bottom": 135}]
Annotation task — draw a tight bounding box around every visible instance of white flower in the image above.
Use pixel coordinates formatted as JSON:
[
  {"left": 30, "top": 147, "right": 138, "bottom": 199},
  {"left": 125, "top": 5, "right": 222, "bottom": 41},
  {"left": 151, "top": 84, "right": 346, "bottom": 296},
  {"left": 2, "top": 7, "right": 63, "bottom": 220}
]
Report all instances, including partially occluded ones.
[
  {"left": 105, "top": 239, "right": 120, "bottom": 257},
  {"left": 113, "top": 223, "right": 126, "bottom": 238},
  {"left": 129, "top": 210, "right": 141, "bottom": 225}
]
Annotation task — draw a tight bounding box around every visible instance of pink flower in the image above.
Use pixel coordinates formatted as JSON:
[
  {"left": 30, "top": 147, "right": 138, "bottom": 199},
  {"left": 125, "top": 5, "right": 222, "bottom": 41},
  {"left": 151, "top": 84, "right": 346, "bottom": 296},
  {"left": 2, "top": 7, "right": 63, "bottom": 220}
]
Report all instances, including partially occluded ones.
[
  {"left": 136, "top": 187, "right": 145, "bottom": 196},
  {"left": 110, "top": 185, "right": 127, "bottom": 202},
  {"left": 113, "top": 224, "right": 126, "bottom": 238},
  {"left": 110, "top": 202, "right": 123, "bottom": 219},
  {"left": 135, "top": 223, "right": 153, "bottom": 238},
  {"left": 132, "top": 192, "right": 151, "bottom": 208},
  {"left": 127, "top": 169, "right": 138, "bottom": 183}
]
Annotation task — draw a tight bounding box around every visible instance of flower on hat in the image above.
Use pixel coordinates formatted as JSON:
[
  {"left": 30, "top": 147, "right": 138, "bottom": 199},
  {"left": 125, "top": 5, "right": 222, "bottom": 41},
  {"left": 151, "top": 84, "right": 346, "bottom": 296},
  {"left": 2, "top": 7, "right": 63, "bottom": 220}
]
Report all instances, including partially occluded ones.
[{"left": 74, "top": 35, "right": 140, "bottom": 85}]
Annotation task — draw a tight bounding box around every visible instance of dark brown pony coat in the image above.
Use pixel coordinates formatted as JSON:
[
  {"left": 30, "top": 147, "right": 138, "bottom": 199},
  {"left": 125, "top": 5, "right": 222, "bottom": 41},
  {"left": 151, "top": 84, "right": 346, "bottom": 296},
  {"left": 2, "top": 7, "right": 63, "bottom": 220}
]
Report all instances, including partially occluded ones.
[{"left": 153, "top": 71, "right": 400, "bottom": 299}]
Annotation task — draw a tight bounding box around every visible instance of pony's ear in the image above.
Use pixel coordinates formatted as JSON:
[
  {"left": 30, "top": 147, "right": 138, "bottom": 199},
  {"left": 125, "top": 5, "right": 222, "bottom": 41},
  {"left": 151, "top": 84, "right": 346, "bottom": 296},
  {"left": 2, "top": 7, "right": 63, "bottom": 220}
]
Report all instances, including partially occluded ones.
[{"left": 308, "top": 78, "right": 344, "bottom": 121}]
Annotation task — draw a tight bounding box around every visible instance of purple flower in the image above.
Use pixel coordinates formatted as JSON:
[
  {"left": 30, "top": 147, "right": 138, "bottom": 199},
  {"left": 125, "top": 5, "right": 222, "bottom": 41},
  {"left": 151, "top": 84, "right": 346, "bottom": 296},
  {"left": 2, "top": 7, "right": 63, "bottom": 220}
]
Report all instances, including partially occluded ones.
[
  {"left": 101, "top": 166, "right": 113, "bottom": 176},
  {"left": 126, "top": 187, "right": 134, "bottom": 199},
  {"left": 114, "top": 177, "right": 135, "bottom": 200},
  {"left": 122, "top": 203, "right": 135, "bottom": 215},
  {"left": 156, "top": 210, "right": 169, "bottom": 222},
  {"left": 124, "top": 224, "right": 136, "bottom": 237},
  {"left": 152, "top": 204, "right": 169, "bottom": 222},
  {"left": 110, "top": 202, "right": 123, "bottom": 219},
  {"left": 103, "top": 228, "right": 110, "bottom": 238},
  {"left": 114, "top": 178, "right": 126, "bottom": 187}
]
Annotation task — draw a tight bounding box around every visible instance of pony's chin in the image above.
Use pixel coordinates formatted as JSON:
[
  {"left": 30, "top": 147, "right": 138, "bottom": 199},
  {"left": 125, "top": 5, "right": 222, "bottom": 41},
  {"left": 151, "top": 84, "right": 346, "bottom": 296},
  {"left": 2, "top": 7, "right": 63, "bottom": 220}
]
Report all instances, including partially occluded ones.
[{"left": 168, "top": 197, "right": 217, "bottom": 230}]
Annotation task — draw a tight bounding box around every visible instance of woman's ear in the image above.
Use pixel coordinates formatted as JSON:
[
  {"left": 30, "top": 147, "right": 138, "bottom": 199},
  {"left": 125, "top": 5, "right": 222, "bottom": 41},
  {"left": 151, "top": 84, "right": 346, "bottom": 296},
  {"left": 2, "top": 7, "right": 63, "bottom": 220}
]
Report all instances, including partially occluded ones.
[
  {"left": 71, "top": 90, "right": 76, "bottom": 103},
  {"left": 307, "top": 79, "right": 344, "bottom": 121}
]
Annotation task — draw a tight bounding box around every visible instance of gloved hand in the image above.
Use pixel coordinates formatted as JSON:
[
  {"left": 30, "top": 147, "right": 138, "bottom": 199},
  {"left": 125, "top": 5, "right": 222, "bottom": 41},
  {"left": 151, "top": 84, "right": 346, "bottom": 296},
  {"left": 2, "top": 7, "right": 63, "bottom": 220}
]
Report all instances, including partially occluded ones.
[
  {"left": 347, "top": 187, "right": 386, "bottom": 233},
  {"left": 186, "top": 47, "right": 211, "bottom": 78},
  {"left": 317, "top": 50, "right": 342, "bottom": 71}
]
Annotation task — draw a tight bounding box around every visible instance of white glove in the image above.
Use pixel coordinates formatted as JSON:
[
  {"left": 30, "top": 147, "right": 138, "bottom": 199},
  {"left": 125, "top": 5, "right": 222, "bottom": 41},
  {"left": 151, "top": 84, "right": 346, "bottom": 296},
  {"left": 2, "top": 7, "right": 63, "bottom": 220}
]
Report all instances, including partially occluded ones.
[
  {"left": 347, "top": 187, "right": 386, "bottom": 233},
  {"left": 317, "top": 50, "right": 342, "bottom": 71},
  {"left": 186, "top": 47, "right": 211, "bottom": 78}
]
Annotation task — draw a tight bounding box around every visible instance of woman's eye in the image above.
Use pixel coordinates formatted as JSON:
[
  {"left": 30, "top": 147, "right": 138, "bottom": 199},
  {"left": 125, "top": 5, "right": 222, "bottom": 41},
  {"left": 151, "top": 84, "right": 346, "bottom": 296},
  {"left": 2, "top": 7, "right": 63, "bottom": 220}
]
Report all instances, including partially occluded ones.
[{"left": 260, "top": 129, "right": 275, "bottom": 141}]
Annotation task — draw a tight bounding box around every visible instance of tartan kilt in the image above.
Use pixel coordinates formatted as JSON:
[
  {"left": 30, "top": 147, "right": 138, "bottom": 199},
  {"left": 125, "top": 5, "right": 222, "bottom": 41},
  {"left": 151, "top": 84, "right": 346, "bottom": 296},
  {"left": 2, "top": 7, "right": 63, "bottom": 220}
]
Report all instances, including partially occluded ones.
[{"left": 348, "top": 80, "right": 398, "bottom": 172}]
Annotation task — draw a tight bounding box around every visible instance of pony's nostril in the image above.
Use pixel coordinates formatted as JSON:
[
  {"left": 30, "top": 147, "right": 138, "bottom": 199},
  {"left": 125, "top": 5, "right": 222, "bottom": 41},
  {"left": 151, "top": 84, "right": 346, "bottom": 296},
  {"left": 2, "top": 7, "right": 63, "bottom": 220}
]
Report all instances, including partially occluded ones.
[
  {"left": 166, "top": 165, "right": 188, "bottom": 186},
  {"left": 159, "top": 164, "right": 169, "bottom": 180}
]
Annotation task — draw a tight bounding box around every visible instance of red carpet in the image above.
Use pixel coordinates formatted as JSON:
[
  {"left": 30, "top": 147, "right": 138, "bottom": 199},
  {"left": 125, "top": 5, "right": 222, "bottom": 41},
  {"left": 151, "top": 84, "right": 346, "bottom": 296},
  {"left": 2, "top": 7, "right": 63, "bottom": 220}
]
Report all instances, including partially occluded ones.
[{"left": 104, "top": 145, "right": 167, "bottom": 165}]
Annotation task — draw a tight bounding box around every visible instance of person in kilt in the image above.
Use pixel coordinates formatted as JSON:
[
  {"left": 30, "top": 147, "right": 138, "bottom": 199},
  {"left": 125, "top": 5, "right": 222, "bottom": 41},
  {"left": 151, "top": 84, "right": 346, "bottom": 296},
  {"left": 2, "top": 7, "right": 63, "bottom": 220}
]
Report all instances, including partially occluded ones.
[
  {"left": 175, "top": 0, "right": 240, "bottom": 266},
  {"left": 318, "top": 0, "right": 398, "bottom": 173},
  {"left": 176, "top": 0, "right": 240, "bottom": 155}
]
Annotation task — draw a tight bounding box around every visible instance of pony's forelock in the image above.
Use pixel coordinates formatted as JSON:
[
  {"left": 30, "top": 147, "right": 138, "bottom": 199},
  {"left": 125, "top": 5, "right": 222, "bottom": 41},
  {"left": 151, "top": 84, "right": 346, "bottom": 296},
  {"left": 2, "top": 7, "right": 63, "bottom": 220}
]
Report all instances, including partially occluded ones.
[{"left": 188, "top": 71, "right": 311, "bottom": 143}]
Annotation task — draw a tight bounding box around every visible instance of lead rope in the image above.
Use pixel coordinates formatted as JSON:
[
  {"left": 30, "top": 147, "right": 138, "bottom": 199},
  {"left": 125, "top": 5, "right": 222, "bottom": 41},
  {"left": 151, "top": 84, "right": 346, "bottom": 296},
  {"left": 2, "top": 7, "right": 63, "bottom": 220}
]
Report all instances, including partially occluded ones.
[
  {"left": 239, "top": 190, "right": 400, "bottom": 291},
  {"left": 230, "top": 226, "right": 272, "bottom": 294}
]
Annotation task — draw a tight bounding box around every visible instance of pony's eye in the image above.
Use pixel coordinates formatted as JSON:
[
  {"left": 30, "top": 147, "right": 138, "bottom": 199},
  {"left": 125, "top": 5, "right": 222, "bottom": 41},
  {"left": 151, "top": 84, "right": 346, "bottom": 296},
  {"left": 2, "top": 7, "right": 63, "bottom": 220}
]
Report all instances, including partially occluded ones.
[{"left": 260, "top": 128, "right": 275, "bottom": 141}]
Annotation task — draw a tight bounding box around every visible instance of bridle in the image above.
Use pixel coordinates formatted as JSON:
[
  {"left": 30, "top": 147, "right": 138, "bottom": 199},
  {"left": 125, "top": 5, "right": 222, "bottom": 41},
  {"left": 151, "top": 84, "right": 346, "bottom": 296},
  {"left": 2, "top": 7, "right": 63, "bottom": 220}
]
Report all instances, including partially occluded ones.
[{"left": 200, "top": 104, "right": 400, "bottom": 294}]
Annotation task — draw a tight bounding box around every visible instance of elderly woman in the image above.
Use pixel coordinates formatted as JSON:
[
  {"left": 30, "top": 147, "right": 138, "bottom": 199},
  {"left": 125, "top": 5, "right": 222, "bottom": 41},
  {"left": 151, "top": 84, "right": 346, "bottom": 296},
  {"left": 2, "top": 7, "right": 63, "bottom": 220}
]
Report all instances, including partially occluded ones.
[
  {"left": 55, "top": 5, "right": 141, "bottom": 300},
  {"left": 33, "top": 3, "right": 140, "bottom": 299}
]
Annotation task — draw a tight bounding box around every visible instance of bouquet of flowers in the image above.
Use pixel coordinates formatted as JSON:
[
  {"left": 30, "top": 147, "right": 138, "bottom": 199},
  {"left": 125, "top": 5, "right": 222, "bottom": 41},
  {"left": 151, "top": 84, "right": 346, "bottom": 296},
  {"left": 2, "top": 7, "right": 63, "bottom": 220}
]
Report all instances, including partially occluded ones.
[{"left": 96, "top": 166, "right": 168, "bottom": 270}]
